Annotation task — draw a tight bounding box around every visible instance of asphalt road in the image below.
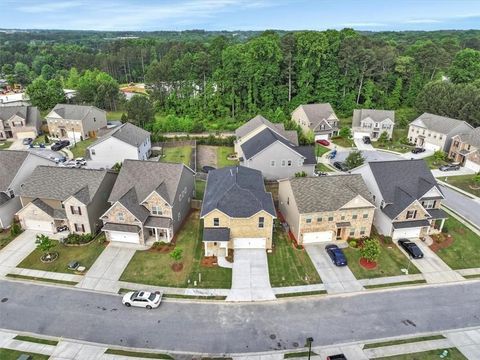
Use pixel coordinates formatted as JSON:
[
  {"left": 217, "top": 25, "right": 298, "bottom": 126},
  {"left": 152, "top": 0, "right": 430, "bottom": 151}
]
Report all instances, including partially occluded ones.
[
  {"left": 1, "top": 280, "right": 479, "bottom": 354},
  {"left": 440, "top": 185, "right": 480, "bottom": 227}
]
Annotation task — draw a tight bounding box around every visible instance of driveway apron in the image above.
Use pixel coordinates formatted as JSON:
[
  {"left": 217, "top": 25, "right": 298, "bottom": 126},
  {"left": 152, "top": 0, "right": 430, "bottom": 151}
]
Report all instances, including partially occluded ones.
[{"left": 0, "top": 230, "right": 45, "bottom": 276}]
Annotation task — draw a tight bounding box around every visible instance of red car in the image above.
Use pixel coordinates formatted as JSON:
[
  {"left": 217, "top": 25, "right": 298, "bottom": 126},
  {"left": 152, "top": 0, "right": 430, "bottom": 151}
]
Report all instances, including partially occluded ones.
[{"left": 316, "top": 139, "right": 330, "bottom": 146}]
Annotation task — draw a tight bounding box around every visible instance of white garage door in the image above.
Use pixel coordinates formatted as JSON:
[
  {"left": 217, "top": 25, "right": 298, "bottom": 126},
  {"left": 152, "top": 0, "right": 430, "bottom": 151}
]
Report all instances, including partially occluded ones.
[
  {"left": 302, "top": 231, "right": 334, "bottom": 244},
  {"left": 353, "top": 131, "right": 370, "bottom": 140},
  {"left": 108, "top": 231, "right": 140, "bottom": 244},
  {"left": 24, "top": 219, "right": 53, "bottom": 232},
  {"left": 423, "top": 142, "right": 440, "bottom": 151},
  {"left": 315, "top": 134, "right": 329, "bottom": 141},
  {"left": 392, "top": 227, "right": 422, "bottom": 240},
  {"left": 465, "top": 160, "right": 480, "bottom": 173},
  {"left": 234, "top": 238, "right": 266, "bottom": 249},
  {"left": 16, "top": 131, "right": 36, "bottom": 139}
]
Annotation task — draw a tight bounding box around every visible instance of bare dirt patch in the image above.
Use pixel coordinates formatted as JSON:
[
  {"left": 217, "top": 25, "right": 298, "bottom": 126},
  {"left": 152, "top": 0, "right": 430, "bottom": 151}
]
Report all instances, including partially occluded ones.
[{"left": 197, "top": 145, "right": 218, "bottom": 168}]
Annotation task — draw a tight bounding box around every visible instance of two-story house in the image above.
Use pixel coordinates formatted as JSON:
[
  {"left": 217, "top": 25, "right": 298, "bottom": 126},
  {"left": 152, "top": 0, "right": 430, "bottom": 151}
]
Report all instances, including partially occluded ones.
[
  {"left": 17, "top": 166, "right": 117, "bottom": 234},
  {"left": 353, "top": 159, "right": 448, "bottom": 239},
  {"left": 278, "top": 175, "right": 375, "bottom": 245},
  {"left": 448, "top": 127, "right": 480, "bottom": 172},
  {"left": 0, "top": 106, "right": 42, "bottom": 140},
  {"left": 352, "top": 109, "right": 395, "bottom": 141},
  {"left": 408, "top": 113, "right": 473, "bottom": 152},
  {"left": 101, "top": 160, "right": 195, "bottom": 245},
  {"left": 201, "top": 166, "right": 276, "bottom": 257},
  {"left": 86, "top": 122, "right": 151, "bottom": 168},
  {"left": 291, "top": 103, "right": 339, "bottom": 140},
  {"left": 0, "top": 150, "right": 54, "bottom": 228},
  {"left": 235, "top": 115, "right": 315, "bottom": 180},
  {"left": 46, "top": 104, "right": 107, "bottom": 142}
]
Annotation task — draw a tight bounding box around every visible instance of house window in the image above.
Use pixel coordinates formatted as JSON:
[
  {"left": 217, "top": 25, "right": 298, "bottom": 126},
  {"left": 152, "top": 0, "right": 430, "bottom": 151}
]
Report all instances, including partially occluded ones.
[
  {"left": 270, "top": 160, "right": 276, "bottom": 167},
  {"left": 363, "top": 213, "right": 368, "bottom": 219},
  {"left": 287, "top": 197, "right": 289, "bottom": 205},
  {"left": 349, "top": 228, "right": 355, "bottom": 236},
  {"left": 258, "top": 217, "right": 265, "bottom": 228},
  {"left": 152, "top": 206, "right": 162, "bottom": 215},
  {"left": 117, "top": 212, "right": 125, "bottom": 222},
  {"left": 298, "top": 159, "right": 303, "bottom": 166},
  {"left": 352, "top": 214, "right": 358, "bottom": 220},
  {"left": 421, "top": 200, "right": 436, "bottom": 209},
  {"left": 70, "top": 206, "right": 82, "bottom": 215},
  {"left": 74, "top": 223, "right": 85, "bottom": 233},
  {"left": 328, "top": 215, "right": 334, "bottom": 222},
  {"left": 91, "top": 149, "right": 96, "bottom": 155},
  {"left": 317, "top": 217, "right": 322, "bottom": 222},
  {"left": 341, "top": 215, "right": 345, "bottom": 220},
  {"left": 8, "top": 189, "right": 14, "bottom": 198},
  {"left": 287, "top": 160, "right": 292, "bottom": 166},
  {"left": 305, "top": 218, "right": 312, "bottom": 224},
  {"left": 360, "top": 227, "right": 366, "bottom": 235},
  {"left": 380, "top": 200, "right": 385, "bottom": 208},
  {"left": 213, "top": 218, "right": 219, "bottom": 227},
  {"left": 406, "top": 210, "right": 417, "bottom": 219},
  {"left": 281, "top": 160, "right": 286, "bottom": 167}
]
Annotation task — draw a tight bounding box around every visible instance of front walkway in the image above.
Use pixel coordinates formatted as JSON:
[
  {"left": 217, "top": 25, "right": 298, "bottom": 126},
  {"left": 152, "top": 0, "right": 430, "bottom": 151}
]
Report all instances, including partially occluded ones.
[
  {"left": 226, "top": 249, "right": 275, "bottom": 302},
  {"left": 304, "top": 244, "right": 364, "bottom": 294}
]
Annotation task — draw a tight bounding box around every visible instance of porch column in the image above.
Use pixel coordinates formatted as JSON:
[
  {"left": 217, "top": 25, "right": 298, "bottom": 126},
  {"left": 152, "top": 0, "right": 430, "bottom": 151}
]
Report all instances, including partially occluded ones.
[
  {"left": 166, "top": 228, "right": 170, "bottom": 242},
  {"left": 154, "top": 228, "right": 159, "bottom": 242},
  {"left": 439, "top": 218, "right": 446, "bottom": 232}
]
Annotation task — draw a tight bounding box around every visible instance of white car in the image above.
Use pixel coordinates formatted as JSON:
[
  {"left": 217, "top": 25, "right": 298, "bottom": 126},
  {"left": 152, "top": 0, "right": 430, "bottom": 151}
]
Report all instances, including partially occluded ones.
[
  {"left": 75, "top": 157, "right": 87, "bottom": 166},
  {"left": 122, "top": 291, "right": 162, "bottom": 309},
  {"left": 64, "top": 160, "right": 81, "bottom": 168}
]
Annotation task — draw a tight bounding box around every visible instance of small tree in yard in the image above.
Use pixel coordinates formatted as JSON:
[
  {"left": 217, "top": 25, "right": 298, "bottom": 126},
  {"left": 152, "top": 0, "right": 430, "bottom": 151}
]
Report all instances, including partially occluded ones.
[
  {"left": 36, "top": 234, "right": 55, "bottom": 257},
  {"left": 170, "top": 248, "right": 183, "bottom": 262},
  {"left": 433, "top": 150, "right": 446, "bottom": 162},
  {"left": 339, "top": 126, "right": 351, "bottom": 139},
  {"left": 378, "top": 131, "right": 389, "bottom": 145},
  {"left": 360, "top": 238, "right": 381, "bottom": 263},
  {"left": 345, "top": 150, "right": 364, "bottom": 170}
]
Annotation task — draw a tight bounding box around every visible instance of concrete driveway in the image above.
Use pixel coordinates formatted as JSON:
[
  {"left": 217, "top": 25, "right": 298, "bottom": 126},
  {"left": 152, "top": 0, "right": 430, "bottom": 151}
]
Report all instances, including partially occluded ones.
[
  {"left": 305, "top": 243, "right": 364, "bottom": 294},
  {"left": 0, "top": 231, "right": 39, "bottom": 276},
  {"left": 226, "top": 248, "right": 275, "bottom": 302},
  {"left": 354, "top": 138, "right": 374, "bottom": 151}
]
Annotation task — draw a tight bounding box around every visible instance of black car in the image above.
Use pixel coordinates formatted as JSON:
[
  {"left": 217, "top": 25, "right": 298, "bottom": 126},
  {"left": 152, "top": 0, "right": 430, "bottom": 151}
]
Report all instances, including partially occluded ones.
[
  {"left": 362, "top": 136, "right": 371, "bottom": 144},
  {"left": 56, "top": 225, "right": 68, "bottom": 232},
  {"left": 398, "top": 239, "right": 424, "bottom": 259},
  {"left": 51, "top": 140, "right": 70, "bottom": 151},
  {"left": 327, "top": 355, "right": 347, "bottom": 360},
  {"left": 325, "top": 244, "right": 348, "bottom": 266},
  {"left": 439, "top": 163, "right": 461, "bottom": 171},
  {"left": 202, "top": 165, "right": 216, "bottom": 173},
  {"left": 411, "top": 147, "right": 426, "bottom": 154},
  {"left": 333, "top": 161, "right": 349, "bottom": 172}
]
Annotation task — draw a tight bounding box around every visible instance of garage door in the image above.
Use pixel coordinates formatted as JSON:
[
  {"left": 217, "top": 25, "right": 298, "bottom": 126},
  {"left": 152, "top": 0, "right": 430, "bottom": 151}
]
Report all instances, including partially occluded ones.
[
  {"left": 16, "top": 131, "right": 36, "bottom": 140},
  {"left": 315, "top": 134, "right": 329, "bottom": 141},
  {"left": 24, "top": 219, "right": 54, "bottom": 232},
  {"left": 423, "top": 142, "right": 440, "bottom": 151},
  {"left": 353, "top": 131, "right": 370, "bottom": 139},
  {"left": 234, "top": 238, "right": 266, "bottom": 249},
  {"left": 465, "top": 160, "right": 480, "bottom": 172},
  {"left": 392, "top": 227, "right": 422, "bottom": 240},
  {"left": 107, "top": 231, "right": 140, "bottom": 244},
  {"left": 302, "top": 231, "right": 334, "bottom": 244}
]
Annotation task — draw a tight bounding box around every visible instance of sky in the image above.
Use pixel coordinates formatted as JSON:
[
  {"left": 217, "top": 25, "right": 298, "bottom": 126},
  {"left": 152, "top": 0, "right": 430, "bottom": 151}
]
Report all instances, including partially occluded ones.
[{"left": 1, "top": 0, "right": 480, "bottom": 32}]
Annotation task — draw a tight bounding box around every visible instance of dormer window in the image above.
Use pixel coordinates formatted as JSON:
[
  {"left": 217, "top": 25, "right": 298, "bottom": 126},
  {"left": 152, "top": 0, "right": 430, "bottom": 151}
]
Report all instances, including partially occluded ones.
[
  {"left": 152, "top": 206, "right": 162, "bottom": 215},
  {"left": 117, "top": 212, "right": 125, "bottom": 222}
]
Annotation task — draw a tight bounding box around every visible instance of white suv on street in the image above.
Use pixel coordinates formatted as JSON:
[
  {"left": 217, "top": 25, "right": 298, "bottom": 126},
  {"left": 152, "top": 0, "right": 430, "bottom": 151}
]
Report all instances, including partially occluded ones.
[{"left": 122, "top": 291, "right": 163, "bottom": 309}]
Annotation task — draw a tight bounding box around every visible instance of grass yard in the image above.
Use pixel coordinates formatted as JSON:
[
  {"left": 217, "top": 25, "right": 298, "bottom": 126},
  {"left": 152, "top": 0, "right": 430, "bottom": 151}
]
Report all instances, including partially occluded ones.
[
  {"left": 0, "top": 349, "right": 50, "bottom": 360},
  {"left": 315, "top": 144, "right": 330, "bottom": 157},
  {"left": 268, "top": 226, "right": 321, "bottom": 287},
  {"left": 70, "top": 138, "right": 97, "bottom": 158},
  {"left": 331, "top": 136, "right": 354, "bottom": 148},
  {"left": 105, "top": 349, "right": 173, "bottom": 359},
  {"left": 364, "top": 335, "right": 445, "bottom": 349},
  {"left": 18, "top": 235, "right": 107, "bottom": 274},
  {"left": 106, "top": 110, "right": 125, "bottom": 121},
  {"left": 195, "top": 179, "right": 206, "bottom": 199},
  {"left": 315, "top": 163, "right": 334, "bottom": 172},
  {"left": 33, "top": 134, "right": 52, "bottom": 145},
  {"left": 443, "top": 175, "right": 480, "bottom": 197},
  {"left": 372, "top": 128, "right": 414, "bottom": 153},
  {"left": 120, "top": 211, "right": 232, "bottom": 289},
  {"left": 0, "top": 140, "right": 13, "bottom": 149},
  {"left": 0, "top": 229, "right": 22, "bottom": 250},
  {"left": 434, "top": 215, "right": 480, "bottom": 269},
  {"left": 423, "top": 155, "right": 449, "bottom": 169},
  {"left": 217, "top": 146, "right": 238, "bottom": 167},
  {"left": 343, "top": 237, "right": 420, "bottom": 279},
  {"left": 375, "top": 348, "right": 466, "bottom": 360},
  {"left": 160, "top": 146, "right": 192, "bottom": 166}
]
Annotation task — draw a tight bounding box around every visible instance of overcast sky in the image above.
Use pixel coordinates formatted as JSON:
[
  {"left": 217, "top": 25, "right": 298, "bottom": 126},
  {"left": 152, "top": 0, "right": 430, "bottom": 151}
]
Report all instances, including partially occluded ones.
[{"left": 2, "top": 0, "right": 480, "bottom": 31}]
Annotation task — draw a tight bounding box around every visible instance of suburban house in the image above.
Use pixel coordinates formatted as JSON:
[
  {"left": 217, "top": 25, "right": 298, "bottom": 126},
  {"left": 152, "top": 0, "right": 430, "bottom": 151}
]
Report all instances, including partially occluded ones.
[
  {"left": 291, "top": 103, "right": 339, "bottom": 140},
  {"left": 448, "top": 127, "right": 480, "bottom": 172},
  {"left": 46, "top": 104, "right": 107, "bottom": 141},
  {"left": 101, "top": 160, "right": 195, "bottom": 245},
  {"left": 352, "top": 109, "right": 395, "bottom": 141},
  {"left": 0, "top": 151, "right": 54, "bottom": 228},
  {"left": 200, "top": 166, "right": 276, "bottom": 257},
  {"left": 278, "top": 175, "right": 375, "bottom": 245},
  {"left": 87, "top": 122, "right": 151, "bottom": 167},
  {"left": 353, "top": 159, "right": 448, "bottom": 239},
  {"left": 408, "top": 113, "right": 473, "bottom": 152},
  {"left": 17, "top": 166, "right": 117, "bottom": 234},
  {"left": 235, "top": 115, "right": 316, "bottom": 180},
  {"left": 0, "top": 106, "right": 42, "bottom": 140}
]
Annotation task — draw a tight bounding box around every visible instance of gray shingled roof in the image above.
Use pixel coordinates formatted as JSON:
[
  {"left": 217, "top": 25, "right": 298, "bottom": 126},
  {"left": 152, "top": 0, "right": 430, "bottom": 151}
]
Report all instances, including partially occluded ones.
[
  {"left": 296, "top": 103, "right": 336, "bottom": 130},
  {"left": 50, "top": 104, "right": 104, "bottom": 121},
  {"left": 0, "top": 106, "right": 41, "bottom": 127},
  {"left": 288, "top": 174, "right": 374, "bottom": 214},
  {"left": 31, "top": 198, "right": 66, "bottom": 219},
  {"left": 19, "top": 166, "right": 112, "bottom": 204},
  {"left": 0, "top": 150, "right": 29, "bottom": 191},
  {"left": 201, "top": 166, "right": 275, "bottom": 218},
  {"left": 240, "top": 127, "right": 302, "bottom": 160},
  {"left": 295, "top": 146, "right": 316, "bottom": 165},
  {"left": 456, "top": 127, "right": 480, "bottom": 148},
  {"left": 0, "top": 192, "right": 11, "bottom": 206},
  {"left": 392, "top": 220, "right": 430, "bottom": 229},
  {"left": 88, "top": 122, "right": 150, "bottom": 149},
  {"left": 203, "top": 227, "right": 230, "bottom": 242},
  {"left": 144, "top": 216, "right": 172, "bottom": 229},
  {"left": 352, "top": 109, "right": 395, "bottom": 127},
  {"left": 411, "top": 113, "right": 472, "bottom": 134},
  {"left": 235, "top": 115, "right": 298, "bottom": 145}
]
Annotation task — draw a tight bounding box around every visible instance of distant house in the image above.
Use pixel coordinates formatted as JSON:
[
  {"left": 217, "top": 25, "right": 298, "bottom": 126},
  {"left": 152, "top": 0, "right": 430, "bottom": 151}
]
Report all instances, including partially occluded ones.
[
  {"left": 353, "top": 159, "right": 448, "bottom": 239},
  {"left": 0, "top": 106, "right": 42, "bottom": 140},
  {"left": 408, "top": 113, "right": 473, "bottom": 152},
  {"left": 0, "top": 150, "right": 54, "bottom": 228},
  {"left": 17, "top": 166, "right": 117, "bottom": 234},
  {"left": 87, "top": 122, "right": 151, "bottom": 167},
  {"left": 291, "top": 103, "right": 339, "bottom": 140},
  {"left": 0, "top": 93, "right": 30, "bottom": 107},
  {"left": 46, "top": 104, "right": 107, "bottom": 142},
  {"left": 448, "top": 127, "right": 480, "bottom": 172},
  {"left": 235, "top": 115, "right": 315, "bottom": 180},
  {"left": 200, "top": 166, "right": 276, "bottom": 257},
  {"left": 101, "top": 160, "right": 195, "bottom": 245},
  {"left": 352, "top": 109, "right": 395, "bottom": 141}
]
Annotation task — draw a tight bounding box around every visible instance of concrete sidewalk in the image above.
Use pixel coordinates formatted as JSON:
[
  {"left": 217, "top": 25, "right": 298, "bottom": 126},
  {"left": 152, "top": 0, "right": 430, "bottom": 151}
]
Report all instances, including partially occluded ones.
[
  {"left": 445, "top": 329, "right": 480, "bottom": 359},
  {"left": 0, "top": 230, "right": 42, "bottom": 277}
]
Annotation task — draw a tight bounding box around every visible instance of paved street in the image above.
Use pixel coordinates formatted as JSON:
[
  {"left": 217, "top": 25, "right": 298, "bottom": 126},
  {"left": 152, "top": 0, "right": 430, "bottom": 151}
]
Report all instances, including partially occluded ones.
[
  {"left": 440, "top": 185, "right": 480, "bottom": 228},
  {"left": 331, "top": 149, "right": 401, "bottom": 165},
  {"left": 2, "top": 280, "right": 479, "bottom": 354}
]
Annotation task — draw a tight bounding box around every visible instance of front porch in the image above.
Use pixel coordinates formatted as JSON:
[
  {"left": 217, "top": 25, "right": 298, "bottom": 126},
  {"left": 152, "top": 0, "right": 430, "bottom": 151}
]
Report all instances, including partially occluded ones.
[
  {"left": 426, "top": 208, "right": 448, "bottom": 236},
  {"left": 144, "top": 216, "right": 173, "bottom": 245}
]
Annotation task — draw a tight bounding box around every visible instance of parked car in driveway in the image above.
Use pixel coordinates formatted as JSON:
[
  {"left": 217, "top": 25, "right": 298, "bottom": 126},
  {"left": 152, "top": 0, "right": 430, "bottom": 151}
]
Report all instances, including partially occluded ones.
[
  {"left": 22, "top": 138, "right": 33, "bottom": 145},
  {"left": 398, "top": 239, "right": 424, "bottom": 259},
  {"left": 411, "top": 147, "right": 426, "bottom": 154},
  {"left": 64, "top": 160, "right": 81, "bottom": 168},
  {"left": 439, "top": 163, "right": 461, "bottom": 171},
  {"left": 333, "top": 161, "right": 349, "bottom": 172},
  {"left": 325, "top": 244, "right": 348, "bottom": 266},
  {"left": 316, "top": 139, "right": 330, "bottom": 146},
  {"left": 122, "top": 290, "right": 162, "bottom": 309},
  {"left": 362, "top": 136, "right": 371, "bottom": 144},
  {"left": 75, "top": 157, "right": 87, "bottom": 166},
  {"left": 51, "top": 140, "right": 70, "bottom": 151},
  {"left": 56, "top": 225, "right": 68, "bottom": 232}
]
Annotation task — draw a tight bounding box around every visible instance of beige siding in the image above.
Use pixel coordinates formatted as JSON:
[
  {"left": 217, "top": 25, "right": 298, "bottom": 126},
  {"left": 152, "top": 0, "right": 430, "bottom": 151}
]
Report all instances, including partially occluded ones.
[
  {"left": 278, "top": 180, "right": 301, "bottom": 240},
  {"left": 64, "top": 197, "right": 91, "bottom": 234},
  {"left": 394, "top": 201, "right": 430, "bottom": 222},
  {"left": 142, "top": 191, "right": 172, "bottom": 218}
]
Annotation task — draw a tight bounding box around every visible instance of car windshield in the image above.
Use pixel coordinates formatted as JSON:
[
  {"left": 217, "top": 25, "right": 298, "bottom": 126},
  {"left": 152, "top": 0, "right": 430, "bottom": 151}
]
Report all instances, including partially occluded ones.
[
  {"left": 148, "top": 293, "right": 157, "bottom": 301},
  {"left": 131, "top": 292, "right": 139, "bottom": 300}
]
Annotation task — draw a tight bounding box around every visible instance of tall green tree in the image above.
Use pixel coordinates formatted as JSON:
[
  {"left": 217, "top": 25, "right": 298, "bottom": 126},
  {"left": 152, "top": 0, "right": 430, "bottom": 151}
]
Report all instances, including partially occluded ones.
[{"left": 125, "top": 95, "right": 154, "bottom": 128}]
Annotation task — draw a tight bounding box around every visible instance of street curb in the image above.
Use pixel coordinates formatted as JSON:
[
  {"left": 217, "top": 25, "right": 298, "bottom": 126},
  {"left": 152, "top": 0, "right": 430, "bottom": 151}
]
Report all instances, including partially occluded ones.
[{"left": 438, "top": 179, "right": 477, "bottom": 199}]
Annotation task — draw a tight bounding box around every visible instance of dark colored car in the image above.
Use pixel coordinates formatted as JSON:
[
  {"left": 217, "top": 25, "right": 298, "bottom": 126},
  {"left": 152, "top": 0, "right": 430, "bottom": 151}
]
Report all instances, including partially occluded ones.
[
  {"left": 202, "top": 165, "right": 216, "bottom": 173},
  {"left": 362, "top": 136, "right": 371, "bottom": 144},
  {"left": 325, "top": 244, "right": 348, "bottom": 266},
  {"left": 327, "top": 354, "right": 347, "bottom": 360},
  {"left": 22, "top": 138, "right": 33, "bottom": 145},
  {"left": 316, "top": 139, "right": 330, "bottom": 146},
  {"left": 439, "top": 163, "right": 461, "bottom": 171},
  {"left": 411, "top": 147, "right": 426, "bottom": 154},
  {"left": 333, "top": 161, "right": 349, "bottom": 172},
  {"left": 398, "top": 239, "right": 424, "bottom": 259},
  {"left": 51, "top": 140, "right": 70, "bottom": 151},
  {"left": 56, "top": 225, "right": 68, "bottom": 232}
]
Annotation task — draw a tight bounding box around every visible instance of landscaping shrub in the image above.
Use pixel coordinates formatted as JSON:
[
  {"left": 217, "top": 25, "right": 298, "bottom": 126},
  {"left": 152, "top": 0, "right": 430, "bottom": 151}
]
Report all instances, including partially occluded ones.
[
  {"left": 360, "top": 238, "right": 381, "bottom": 263},
  {"left": 348, "top": 239, "right": 357, "bottom": 248},
  {"left": 442, "top": 226, "right": 448, "bottom": 234},
  {"left": 63, "top": 233, "right": 94, "bottom": 245},
  {"left": 10, "top": 222, "right": 21, "bottom": 236}
]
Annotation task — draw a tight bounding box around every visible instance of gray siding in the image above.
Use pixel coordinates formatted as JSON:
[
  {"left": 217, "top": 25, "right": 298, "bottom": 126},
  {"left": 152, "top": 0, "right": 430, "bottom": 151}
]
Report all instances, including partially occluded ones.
[
  {"left": 0, "top": 197, "right": 21, "bottom": 229},
  {"left": 86, "top": 171, "right": 118, "bottom": 233},
  {"left": 171, "top": 167, "right": 195, "bottom": 233}
]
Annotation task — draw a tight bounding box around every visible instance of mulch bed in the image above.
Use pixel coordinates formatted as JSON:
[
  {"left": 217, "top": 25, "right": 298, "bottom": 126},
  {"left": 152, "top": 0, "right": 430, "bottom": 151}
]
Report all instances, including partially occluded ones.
[
  {"left": 149, "top": 243, "right": 175, "bottom": 253},
  {"left": 429, "top": 233, "right": 455, "bottom": 253},
  {"left": 171, "top": 262, "right": 184, "bottom": 272},
  {"left": 201, "top": 256, "right": 218, "bottom": 267},
  {"left": 359, "top": 258, "right": 377, "bottom": 270}
]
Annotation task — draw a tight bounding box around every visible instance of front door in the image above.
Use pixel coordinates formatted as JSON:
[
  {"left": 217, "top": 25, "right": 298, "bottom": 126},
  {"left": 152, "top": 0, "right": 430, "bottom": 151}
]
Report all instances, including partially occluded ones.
[{"left": 336, "top": 228, "right": 342, "bottom": 239}]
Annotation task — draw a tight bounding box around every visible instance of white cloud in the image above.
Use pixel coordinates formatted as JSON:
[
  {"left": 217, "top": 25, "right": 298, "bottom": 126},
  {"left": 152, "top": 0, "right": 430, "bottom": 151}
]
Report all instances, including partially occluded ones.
[
  {"left": 405, "top": 19, "right": 441, "bottom": 24},
  {"left": 17, "top": 1, "right": 84, "bottom": 13},
  {"left": 342, "top": 22, "right": 387, "bottom": 28}
]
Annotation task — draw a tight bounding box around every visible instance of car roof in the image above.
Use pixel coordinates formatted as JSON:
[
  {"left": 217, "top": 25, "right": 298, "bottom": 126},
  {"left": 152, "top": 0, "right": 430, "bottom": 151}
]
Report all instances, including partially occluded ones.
[{"left": 136, "top": 291, "right": 152, "bottom": 299}]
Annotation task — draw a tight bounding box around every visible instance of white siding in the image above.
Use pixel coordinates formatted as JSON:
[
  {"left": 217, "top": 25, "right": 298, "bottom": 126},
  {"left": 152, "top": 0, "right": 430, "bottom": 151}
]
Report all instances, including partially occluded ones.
[
  {"left": 89, "top": 137, "right": 141, "bottom": 167},
  {"left": 0, "top": 197, "right": 22, "bottom": 229}
]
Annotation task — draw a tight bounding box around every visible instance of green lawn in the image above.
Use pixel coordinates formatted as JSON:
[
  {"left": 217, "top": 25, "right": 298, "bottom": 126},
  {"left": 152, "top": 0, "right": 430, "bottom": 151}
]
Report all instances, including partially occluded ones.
[
  {"left": 121, "top": 211, "right": 232, "bottom": 288},
  {"left": 70, "top": 138, "right": 97, "bottom": 158},
  {"left": 195, "top": 179, "right": 206, "bottom": 199},
  {"left": 0, "top": 230, "right": 22, "bottom": 250},
  {"left": 435, "top": 215, "right": 480, "bottom": 269},
  {"left": 160, "top": 146, "right": 192, "bottom": 166},
  {"left": 423, "top": 155, "right": 449, "bottom": 169},
  {"left": 331, "top": 136, "right": 354, "bottom": 148},
  {"left": 268, "top": 226, "right": 322, "bottom": 287},
  {"left": 217, "top": 146, "right": 238, "bottom": 167},
  {"left": 0, "top": 349, "right": 50, "bottom": 360},
  {"left": 372, "top": 128, "right": 414, "bottom": 153},
  {"left": 364, "top": 335, "right": 445, "bottom": 349},
  {"left": 106, "top": 110, "right": 125, "bottom": 121},
  {"left": 343, "top": 237, "right": 420, "bottom": 279},
  {"left": 18, "top": 235, "right": 107, "bottom": 274},
  {"left": 443, "top": 175, "right": 480, "bottom": 197},
  {"left": 0, "top": 140, "right": 13, "bottom": 149},
  {"left": 375, "top": 348, "right": 466, "bottom": 360},
  {"left": 105, "top": 349, "right": 173, "bottom": 359},
  {"left": 315, "top": 163, "right": 334, "bottom": 172},
  {"left": 33, "top": 134, "right": 52, "bottom": 145},
  {"left": 315, "top": 144, "right": 330, "bottom": 157}
]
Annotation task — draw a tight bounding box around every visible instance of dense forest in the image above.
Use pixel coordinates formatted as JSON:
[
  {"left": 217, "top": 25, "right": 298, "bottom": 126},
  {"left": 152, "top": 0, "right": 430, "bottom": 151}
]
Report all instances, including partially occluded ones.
[{"left": 1, "top": 29, "right": 480, "bottom": 133}]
